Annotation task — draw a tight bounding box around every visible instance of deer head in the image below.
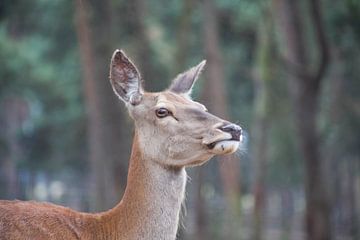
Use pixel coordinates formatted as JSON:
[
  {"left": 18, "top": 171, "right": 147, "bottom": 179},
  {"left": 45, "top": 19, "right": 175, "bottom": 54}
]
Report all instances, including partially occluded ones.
[{"left": 110, "top": 50, "right": 242, "bottom": 167}]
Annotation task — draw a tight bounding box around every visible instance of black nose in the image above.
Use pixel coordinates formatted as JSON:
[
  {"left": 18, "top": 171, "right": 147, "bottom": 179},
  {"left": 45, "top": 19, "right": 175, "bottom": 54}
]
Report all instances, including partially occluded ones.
[{"left": 219, "top": 123, "right": 242, "bottom": 141}]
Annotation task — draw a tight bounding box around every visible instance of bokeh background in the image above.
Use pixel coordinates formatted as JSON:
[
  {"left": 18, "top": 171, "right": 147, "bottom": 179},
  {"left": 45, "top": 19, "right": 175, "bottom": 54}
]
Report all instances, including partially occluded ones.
[{"left": 0, "top": 0, "right": 359, "bottom": 239}]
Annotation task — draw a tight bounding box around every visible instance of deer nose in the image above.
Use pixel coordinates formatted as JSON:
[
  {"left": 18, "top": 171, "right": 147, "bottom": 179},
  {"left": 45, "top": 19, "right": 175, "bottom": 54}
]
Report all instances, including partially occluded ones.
[{"left": 219, "top": 123, "right": 242, "bottom": 141}]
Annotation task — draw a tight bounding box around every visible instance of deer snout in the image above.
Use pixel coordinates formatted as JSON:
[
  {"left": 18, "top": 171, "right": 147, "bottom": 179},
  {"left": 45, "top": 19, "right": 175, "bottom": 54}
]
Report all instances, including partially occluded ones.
[{"left": 218, "top": 123, "right": 242, "bottom": 141}]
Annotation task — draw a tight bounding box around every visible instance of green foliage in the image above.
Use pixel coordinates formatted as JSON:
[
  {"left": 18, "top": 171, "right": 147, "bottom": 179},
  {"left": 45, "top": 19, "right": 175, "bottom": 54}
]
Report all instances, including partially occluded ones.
[{"left": 0, "top": 1, "right": 85, "bottom": 173}]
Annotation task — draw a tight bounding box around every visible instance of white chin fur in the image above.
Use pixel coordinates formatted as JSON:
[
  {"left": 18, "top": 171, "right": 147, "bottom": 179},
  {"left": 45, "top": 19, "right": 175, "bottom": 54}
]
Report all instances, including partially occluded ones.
[{"left": 211, "top": 140, "right": 239, "bottom": 155}]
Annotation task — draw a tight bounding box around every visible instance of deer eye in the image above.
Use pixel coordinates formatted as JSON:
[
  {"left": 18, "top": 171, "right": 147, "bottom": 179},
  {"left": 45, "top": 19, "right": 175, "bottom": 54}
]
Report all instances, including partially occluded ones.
[{"left": 155, "top": 108, "right": 170, "bottom": 118}]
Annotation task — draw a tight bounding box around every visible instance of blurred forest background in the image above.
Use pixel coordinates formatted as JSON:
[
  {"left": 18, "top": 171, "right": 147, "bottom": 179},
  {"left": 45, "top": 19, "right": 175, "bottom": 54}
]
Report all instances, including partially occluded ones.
[{"left": 0, "top": 0, "right": 359, "bottom": 239}]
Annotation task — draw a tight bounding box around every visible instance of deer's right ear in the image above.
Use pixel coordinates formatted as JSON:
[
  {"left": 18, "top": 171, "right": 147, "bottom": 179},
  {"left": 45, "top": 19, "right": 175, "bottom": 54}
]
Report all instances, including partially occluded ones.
[
  {"left": 169, "top": 60, "right": 206, "bottom": 96},
  {"left": 110, "top": 50, "right": 143, "bottom": 105}
]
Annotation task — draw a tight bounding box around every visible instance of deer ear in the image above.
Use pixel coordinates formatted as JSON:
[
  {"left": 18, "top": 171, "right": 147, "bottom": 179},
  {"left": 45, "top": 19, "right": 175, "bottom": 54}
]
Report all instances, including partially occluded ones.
[
  {"left": 110, "top": 49, "right": 143, "bottom": 105},
  {"left": 169, "top": 60, "right": 206, "bottom": 95}
]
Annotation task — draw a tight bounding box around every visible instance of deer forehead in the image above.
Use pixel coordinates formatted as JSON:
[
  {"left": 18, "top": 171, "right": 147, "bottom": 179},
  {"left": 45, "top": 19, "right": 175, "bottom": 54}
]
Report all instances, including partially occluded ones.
[{"left": 155, "top": 92, "right": 207, "bottom": 111}]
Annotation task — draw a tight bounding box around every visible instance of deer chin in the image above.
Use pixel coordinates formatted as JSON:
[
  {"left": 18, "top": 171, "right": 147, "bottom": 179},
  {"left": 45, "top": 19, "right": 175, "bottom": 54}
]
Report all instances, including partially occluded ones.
[{"left": 207, "top": 140, "right": 240, "bottom": 155}]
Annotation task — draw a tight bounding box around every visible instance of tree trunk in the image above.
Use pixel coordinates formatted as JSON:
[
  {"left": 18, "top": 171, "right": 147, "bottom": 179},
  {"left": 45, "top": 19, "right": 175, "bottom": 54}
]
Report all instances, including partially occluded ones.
[
  {"left": 130, "top": 0, "right": 161, "bottom": 91},
  {"left": 325, "top": 47, "right": 359, "bottom": 240},
  {"left": 0, "top": 98, "right": 28, "bottom": 199},
  {"left": 272, "top": 0, "right": 331, "bottom": 239},
  {"left": 251, "top": 8, "right": 275, "bottom": 240},
  {"left": 175, "top": 0, "right": 193, "bottom": 72},
  {"left": 202, "top": 0, "right": 241, "bottom": 238},
  {"left": 195, "top": 168, "right": 208, "bottom": 240},
  {"left": 74, "top": 0, "right": 129, "bottom": 211}
]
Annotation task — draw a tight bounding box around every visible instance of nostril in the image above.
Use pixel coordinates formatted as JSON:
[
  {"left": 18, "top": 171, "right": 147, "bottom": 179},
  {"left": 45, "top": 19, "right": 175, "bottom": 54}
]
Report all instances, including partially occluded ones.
[
  {"left": 219, "top": 123, "right": 242, "bottom": 141},
  {"left": 220, "top": 123, "right": 241, "bottom": 132}
]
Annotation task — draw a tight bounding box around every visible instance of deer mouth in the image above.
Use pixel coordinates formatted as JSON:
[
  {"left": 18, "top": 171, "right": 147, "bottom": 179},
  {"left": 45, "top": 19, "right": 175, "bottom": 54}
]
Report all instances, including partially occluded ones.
[
  {"left": 206, "top": 133, "right": 242, "bottom": 149},
  {"left": 205, "top": 134, "right": 242, "bottom": 155},
  {"left": 206, "top": 140, "right": 240, "bottom": 155},
  {"left": 206, "top": 139, "right": 240, "bottom": 149},
  {"left": 206, "top": 141, "right": 218, "bottom": 149}
]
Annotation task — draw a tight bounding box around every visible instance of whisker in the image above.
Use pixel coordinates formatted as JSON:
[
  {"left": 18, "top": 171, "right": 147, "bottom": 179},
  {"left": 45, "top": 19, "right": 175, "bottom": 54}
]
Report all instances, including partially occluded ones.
[{"left": 236, "top": 129, "right": 249, "bottom": 158}]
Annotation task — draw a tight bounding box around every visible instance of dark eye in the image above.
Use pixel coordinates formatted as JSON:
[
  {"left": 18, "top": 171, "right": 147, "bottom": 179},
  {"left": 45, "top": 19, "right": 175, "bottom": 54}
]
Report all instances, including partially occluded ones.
[{"left": 155, "top": 108, "right": 170, "bottom": 118}]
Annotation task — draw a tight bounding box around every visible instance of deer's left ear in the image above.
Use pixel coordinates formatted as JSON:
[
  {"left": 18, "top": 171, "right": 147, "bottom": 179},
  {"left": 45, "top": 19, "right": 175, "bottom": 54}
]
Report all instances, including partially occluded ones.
[
  {"left": 169, "top": 60, "right": 206, "bottom": 95},
  {"left": 110, "top": 49, "right": 143, "bottom": 105}
]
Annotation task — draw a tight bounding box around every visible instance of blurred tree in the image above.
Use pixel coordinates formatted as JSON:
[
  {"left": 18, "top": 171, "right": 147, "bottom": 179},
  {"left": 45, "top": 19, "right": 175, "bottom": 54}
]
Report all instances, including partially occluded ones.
[
  {"left": 0, "top": 97, "right": 29, "bottom": 199},
  {"left": 130, "top": 0, "right": 164, "bottom": 91},
  {"left": 74, "top": 0, "right": 130, "bottom": 211},
  {"left": 251, "top": 4, "right": 275, "bottom": 240},
  {"left": 131, "top": 0, "right": 152, "bottom": 80},
  {"left": 322, "top": 1, "right": 360, "bottom": 237},
  {"left": 272, "top": 0, "right": 331, "bottom": 239},
  {"left": 175, "top": 0, "right": 193, "bottom": 72}
]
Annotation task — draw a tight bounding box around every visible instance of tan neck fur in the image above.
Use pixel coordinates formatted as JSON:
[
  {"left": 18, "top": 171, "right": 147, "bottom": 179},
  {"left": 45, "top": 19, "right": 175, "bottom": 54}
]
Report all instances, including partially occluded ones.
[
  {"left": 0, "top": 132, "right": 187, "bottom": 240},
  {"left": 99, "top": 132, "right": 187, "bottom": 239}
]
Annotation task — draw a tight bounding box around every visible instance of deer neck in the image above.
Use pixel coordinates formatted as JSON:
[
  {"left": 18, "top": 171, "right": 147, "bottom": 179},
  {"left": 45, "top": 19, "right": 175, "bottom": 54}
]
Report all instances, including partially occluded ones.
[{"left": 103, "top": 132, "right": 187, "bottom": 240}]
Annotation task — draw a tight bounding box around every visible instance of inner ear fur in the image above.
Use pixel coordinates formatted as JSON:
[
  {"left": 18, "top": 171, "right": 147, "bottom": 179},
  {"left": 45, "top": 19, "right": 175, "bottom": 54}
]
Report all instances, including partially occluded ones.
[{"left": 110, "top": 49, "right": 143, "bottom": 105}]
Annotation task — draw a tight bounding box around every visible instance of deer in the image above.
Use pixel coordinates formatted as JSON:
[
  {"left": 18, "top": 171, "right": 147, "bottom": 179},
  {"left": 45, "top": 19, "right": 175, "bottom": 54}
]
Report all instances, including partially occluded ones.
[{"left": 0, "top": 50, "right": 242, "bottom": 240}]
